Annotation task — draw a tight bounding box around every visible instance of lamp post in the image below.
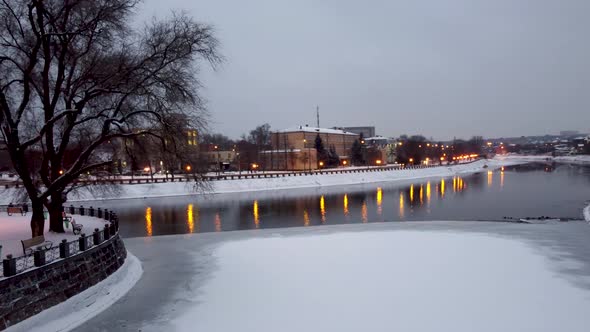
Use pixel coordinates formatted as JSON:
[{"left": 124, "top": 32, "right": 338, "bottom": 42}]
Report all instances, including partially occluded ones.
[
  {"left": 303, "top": 139, "right": 309, "bottom": 172},
  {"left": 214, "top": 145, "right": 220, "bottom": 175}
]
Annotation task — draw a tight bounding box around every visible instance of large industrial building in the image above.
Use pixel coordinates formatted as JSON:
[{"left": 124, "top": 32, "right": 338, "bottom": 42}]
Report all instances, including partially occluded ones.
[{"left": 261, "top": 125, "right": 359, "bottom": 170}]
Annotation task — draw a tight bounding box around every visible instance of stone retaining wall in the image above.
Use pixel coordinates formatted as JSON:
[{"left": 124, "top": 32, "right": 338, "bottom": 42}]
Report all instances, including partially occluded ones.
[{"left": 0, "top": 234, "right": 127, "bottom": 330}]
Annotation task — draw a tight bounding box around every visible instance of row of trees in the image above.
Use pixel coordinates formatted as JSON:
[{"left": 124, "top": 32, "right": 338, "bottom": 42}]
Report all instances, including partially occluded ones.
[
  {"left": 0, "top": 0, "right": 221, "bottom": 236},
  {"left": 201, "top": 123, "right": 272, "bottom": 150},
  {"left": 396, "top": 135, "right": 484, "bottom": 165}
]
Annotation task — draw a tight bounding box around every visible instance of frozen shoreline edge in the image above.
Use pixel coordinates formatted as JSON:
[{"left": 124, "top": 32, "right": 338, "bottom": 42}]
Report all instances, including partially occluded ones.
[{"left": 6, "top": 251, "right": 143, "bottom": 332}]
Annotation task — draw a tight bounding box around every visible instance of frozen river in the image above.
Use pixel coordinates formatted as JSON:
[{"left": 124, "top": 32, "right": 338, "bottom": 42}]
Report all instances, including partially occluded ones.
[{"left": 62, "top": 163, "right": 590, "bottom": 332}]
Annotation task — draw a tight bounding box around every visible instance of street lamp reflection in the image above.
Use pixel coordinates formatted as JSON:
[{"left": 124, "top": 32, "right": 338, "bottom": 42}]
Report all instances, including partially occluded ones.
[
  {"left": 303, "top": 210, "right": 310, "bottom": 226},
  {"left": 376, "top": 187, "right": 383, "bottom": 215},
  {"left": 320, "top": 196, "right": 326, "bottom": 223},
  {"left": 253, "top": 200, "right": 260, "bottom": 228},
  {"left": 187, "top": 204, "right": 194, "bottom": 233},
  {"left": 145, "top": 207, "right": 152, "bottom": 237},
  {"left": 343, "top": 194, "right": 349, "bottom": 216},
  {"left": 399, "top": 192, "right": 404, "bottom": 218}
]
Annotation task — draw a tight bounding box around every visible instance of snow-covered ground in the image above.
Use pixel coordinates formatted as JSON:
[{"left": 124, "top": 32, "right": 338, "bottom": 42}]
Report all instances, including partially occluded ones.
[
  {"left": 0, "top": 160, "right": 512, "bottom": 204},
  {"left": 169, "top": 230, "right": 590, "bottom": 332},
  {"left": 495, "top": 153, "right": 590, "bottom": 165},
  {"left": 6, "top": 251, "right": 142, "bottom": 332},
  {"left": 0, "top": 213, "right": 107, "bottom": 259}
]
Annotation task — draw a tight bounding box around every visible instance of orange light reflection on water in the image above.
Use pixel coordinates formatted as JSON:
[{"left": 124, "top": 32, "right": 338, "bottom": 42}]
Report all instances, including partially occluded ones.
[
  {"left": 145, "top": 207, "right": 152, "bottom": 236},
  {"left": 343, "top": 194, "right": 349, "bottom": 216},
  {"left": 320, "top": 196, "right": 326, "bottom": 223},
  {"left": 214, "top": 213, "right": 222, "bottom": 232},
  {"left": 187, "top": 204, "right": 194, "bottom": 233},
  {"left": 376, "top": 187, "right": 383, "bottom": 215},
  {"left": 419, "top": 184, "right": 424, "bottom": 205},
  {"left": 399, "top": 192, "right": 404, "bottom": 218},
  {"left": 253, "top": 200, "right": 260, "bottom": 228},
  {"left": 303, "top": 210, "right": 310, "bottom": 226}
]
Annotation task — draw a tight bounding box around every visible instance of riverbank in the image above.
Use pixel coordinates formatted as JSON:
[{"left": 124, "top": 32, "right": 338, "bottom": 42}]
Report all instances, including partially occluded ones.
[
  {"left": 495, "top": 154, "right": 590, "bottom": 165},
  {"left": 0, "top": 159, "right": 513, "bottom": 204},
  {"left": 584, "top": 204, "right": 590, "bottom": 222}
]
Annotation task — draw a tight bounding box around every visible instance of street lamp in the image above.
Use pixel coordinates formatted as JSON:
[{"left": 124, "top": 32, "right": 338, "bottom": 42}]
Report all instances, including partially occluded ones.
[
  {"left": 303, "top": 138, "right": 308, "bottom": 172},
  {"left": 214, "top": 145, "right": 220, "bottom": 175}
]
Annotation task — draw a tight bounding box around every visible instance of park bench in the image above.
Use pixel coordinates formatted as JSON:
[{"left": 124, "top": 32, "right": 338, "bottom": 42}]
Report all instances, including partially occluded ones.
[
  {"left": 70, "top": 219, "right": 83, "bottom": 235},
  {"left": 62, "top": 212, "right": 83, "bottom": 235},
  {"left": 21, "top": 235, "right": 53, "bottom": 255},
  {"left": 7, "top": 206, "right": 25, "bottom": 216}
]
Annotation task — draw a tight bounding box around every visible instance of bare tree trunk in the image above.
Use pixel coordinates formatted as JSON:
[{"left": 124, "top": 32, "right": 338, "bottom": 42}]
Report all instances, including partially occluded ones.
[
  {"left": 30, "top": 199, "right": 45, "bottom": 237},
  {"left": 48, "top": 192, "right": 65, "bottom": 233}
]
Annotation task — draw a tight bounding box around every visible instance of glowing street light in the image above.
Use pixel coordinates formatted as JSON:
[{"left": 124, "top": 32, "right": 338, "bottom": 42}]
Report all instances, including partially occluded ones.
[
  {"left": 375, "top": 160, "right": 382, "bottom": 165},
  {"left": 186, "top": 165, "right": 191, "bottom": 172}
]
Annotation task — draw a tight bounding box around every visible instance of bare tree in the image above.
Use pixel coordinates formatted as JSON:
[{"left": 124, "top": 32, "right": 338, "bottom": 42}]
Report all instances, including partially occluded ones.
[{"left": 0, "top": 0, "right": 221, "bottom": 236}]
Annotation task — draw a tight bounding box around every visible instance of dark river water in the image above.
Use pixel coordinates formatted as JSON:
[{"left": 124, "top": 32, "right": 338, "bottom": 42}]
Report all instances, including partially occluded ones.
[{"left": 96, "top": 163, "right": 590, "bottom": 238}]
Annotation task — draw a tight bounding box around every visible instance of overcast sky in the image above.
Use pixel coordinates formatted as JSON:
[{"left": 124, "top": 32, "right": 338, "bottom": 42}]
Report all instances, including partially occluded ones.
[{"left": 138, "top": 0, "right": 590, "bottom": 140}]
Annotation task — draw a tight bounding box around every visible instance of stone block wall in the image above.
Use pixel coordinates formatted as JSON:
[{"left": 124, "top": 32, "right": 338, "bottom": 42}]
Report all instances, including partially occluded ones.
[{"left": 0, "top": 234, "right": 127, "bottom": 330}]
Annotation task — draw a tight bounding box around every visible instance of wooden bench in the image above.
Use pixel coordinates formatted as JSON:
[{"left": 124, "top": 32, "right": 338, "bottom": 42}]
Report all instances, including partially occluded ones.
[
  {"left": 21, "top": 235, "right": 53, "bottom": 255},
  {"left": 62, "top": 212, "right": 83, "bottom": 235},
  {"left": 7, "top": 206, "right": 25, "bottom": 216},
  {"left": 71, "top": 219, "right": 83, "bottom": 235}
]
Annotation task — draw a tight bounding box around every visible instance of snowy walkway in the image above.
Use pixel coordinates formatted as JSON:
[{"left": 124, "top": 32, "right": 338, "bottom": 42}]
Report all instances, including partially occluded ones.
[
  {"left": 0, "top": 213, "right": 107, "bottom": 258},
  {"left": 70, "top": 220, "right": 590, "bottom": 332}
]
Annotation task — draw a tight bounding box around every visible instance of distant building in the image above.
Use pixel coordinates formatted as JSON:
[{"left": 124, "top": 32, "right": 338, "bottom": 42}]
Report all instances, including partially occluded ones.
[
  {"left": 560, "top": 130, "right": 579, "bottom": 137},
  {"left": 333, "top": 126, "right": 375, "bottom": 138},
  {"left": 262, "top": 125, "right": 359, "bottom": 170}
]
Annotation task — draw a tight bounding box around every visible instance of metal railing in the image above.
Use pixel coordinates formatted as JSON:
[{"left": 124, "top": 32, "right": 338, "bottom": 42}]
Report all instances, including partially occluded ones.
[
  {"left": 1, "top": 159, "right": 484, "bottom": 188},
  {"left": 1, "top": 208, "right": 120, "bottom": 279}
]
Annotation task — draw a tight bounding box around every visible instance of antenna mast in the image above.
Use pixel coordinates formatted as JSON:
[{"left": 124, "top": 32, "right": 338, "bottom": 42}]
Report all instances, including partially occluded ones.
[{"left": 316, "top": 105, "right": 320, "bottom": 128}]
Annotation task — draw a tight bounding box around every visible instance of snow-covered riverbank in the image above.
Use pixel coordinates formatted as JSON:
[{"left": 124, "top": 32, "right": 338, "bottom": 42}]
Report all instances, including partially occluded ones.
[
  {"left": 495, "top": 154, "right": 590, "bottom": 165},
  {"left": 584, "top": 203, "right": 590, "bottom": 222},
  {"left": 34, "top": 159, "right": 509, "bottom": 202}
]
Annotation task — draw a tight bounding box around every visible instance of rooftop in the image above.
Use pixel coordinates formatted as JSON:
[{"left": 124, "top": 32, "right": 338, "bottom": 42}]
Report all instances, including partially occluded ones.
[{"left": 275, "top": 126, "right": 358, "bottom": 136}]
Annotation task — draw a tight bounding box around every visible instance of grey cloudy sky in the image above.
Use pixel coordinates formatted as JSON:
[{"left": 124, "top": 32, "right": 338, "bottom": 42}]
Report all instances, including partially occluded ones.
[{"left": 139, "top": 0, "right": 590, "bottom": 140}]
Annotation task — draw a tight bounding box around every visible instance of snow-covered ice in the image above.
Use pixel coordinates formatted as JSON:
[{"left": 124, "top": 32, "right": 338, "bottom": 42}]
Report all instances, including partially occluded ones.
[
  {"left": 171, "top": 231, "right": 590, "bottom": 332},
  {"left": 6, "top": 251, "right": 142, "bottom": 332}
]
